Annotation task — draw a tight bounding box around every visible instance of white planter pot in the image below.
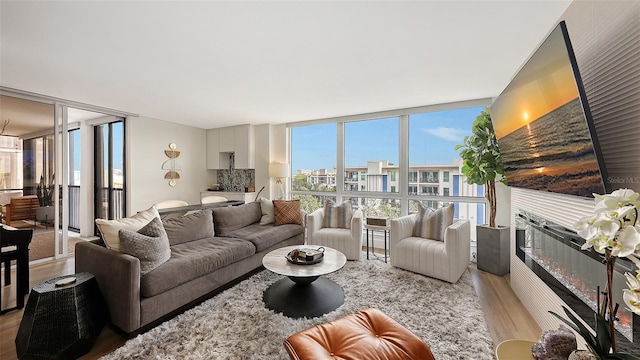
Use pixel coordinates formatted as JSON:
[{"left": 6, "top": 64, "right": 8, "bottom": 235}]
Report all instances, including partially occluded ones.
[{"left": 36, "top": 206, "right": 55, "bottom": 222}]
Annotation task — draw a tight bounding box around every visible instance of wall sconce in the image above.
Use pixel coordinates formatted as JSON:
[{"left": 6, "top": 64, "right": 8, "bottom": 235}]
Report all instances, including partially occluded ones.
[
  {"left": 162, "top": 143, "right": 182, "bottom": 186},
  {"left": 269, "top": 162, "right": 289, "bottom": 200}
]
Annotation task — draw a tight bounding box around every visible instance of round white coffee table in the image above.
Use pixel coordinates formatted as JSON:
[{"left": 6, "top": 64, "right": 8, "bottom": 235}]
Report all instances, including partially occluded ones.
[{"left": 262, "top": 245, "right": 346, "bottom": 318}]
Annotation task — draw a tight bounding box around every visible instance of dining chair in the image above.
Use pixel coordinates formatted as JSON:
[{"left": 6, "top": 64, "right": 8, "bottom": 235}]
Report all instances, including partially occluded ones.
[
  {"left": 153, "top": 200, "right": 189, "bottom": 219},
  {"left": 0, "top": 226, "right": 33, "bottom": 314},
  {"left": 200, "top": 195, "right": 228, "bottom": 204}
]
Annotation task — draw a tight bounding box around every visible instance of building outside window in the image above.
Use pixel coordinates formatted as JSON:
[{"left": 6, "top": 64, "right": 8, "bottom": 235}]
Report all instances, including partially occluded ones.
[
  {"left": 408, "top": 185, "right": 417, "bottom": 195},
  {"left": 420, "top": 171, "right": 438, "bottom": 183},
  {"left": 443, "top": 171, "right": 450, "bottom": 182},
  {"left": 444, "top": 188, "right": 450, "bottom": 196},
  {"left": 421, "top": 186, "right": 438, "bottom": 195},
  {"left": 408, "top": 171, "right": 418, "bottom": 182}
]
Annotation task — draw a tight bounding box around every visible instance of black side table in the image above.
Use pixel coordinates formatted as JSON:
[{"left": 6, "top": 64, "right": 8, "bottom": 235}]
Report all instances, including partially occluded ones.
[{"left": 15, "top": 272, "right": 108, "bottom": 360}]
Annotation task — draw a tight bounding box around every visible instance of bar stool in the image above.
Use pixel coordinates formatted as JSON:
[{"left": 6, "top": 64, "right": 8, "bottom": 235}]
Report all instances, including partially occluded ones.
[{"left": 0, "top": 226, "right": 33, "bottom": 314}]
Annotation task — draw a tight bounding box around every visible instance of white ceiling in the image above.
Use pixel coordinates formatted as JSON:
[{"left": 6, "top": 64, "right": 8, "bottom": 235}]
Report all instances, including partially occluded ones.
[{"left": 0, "top": 1, "right": 572, "bottom": 130}]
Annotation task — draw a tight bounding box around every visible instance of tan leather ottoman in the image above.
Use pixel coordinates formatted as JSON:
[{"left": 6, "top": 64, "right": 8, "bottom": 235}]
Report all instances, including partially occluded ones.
[{"left": 283, "top": 308, "right": 435, "bottom": 360}]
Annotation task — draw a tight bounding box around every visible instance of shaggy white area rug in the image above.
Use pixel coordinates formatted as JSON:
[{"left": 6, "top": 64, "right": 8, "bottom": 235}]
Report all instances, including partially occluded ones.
[{"left": 102, "top": 258, "right": 494, "bottom": 360}]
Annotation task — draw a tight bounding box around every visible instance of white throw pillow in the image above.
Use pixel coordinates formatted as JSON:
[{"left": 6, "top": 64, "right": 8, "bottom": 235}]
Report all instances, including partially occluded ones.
[
  {"left": 259, "top": 197, "right": 275, "bottom": 225},
  {"left": 96, "top": 206, "right": 160, "bottom": 251}
]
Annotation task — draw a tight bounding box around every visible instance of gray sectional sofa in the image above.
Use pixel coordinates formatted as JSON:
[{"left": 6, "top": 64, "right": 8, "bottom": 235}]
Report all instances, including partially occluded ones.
[{"left": 76, "top": 202, "right": 304, "bottom": 335}]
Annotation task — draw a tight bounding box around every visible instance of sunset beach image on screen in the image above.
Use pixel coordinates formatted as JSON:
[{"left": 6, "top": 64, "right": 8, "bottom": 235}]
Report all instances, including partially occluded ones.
[{"left": 489, "top": 23, "right": 606, "bottom": 198}]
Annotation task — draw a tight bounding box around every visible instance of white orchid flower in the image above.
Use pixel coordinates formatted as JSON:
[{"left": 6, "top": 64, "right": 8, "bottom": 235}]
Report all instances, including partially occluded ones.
[
  {"left": 611, "top": 226, "right": 640, "bottom": 257},
  {"left": 623, "top": 289, "right": 640, "bottom": 315},
  {"left": 575, "top": 216, "right": 599, "bottom": 241},
  {"left": 609, "top": 205, "right": 637, "bottom": 223},
  {"left": 625, "top": 272, "right": 640, "bottom": 292},
  {"left": 580, "top": 219, "right": 620, "bottom": 253},
  {"left": 594, "top": 188, "right": 640, "bottom": 212}
]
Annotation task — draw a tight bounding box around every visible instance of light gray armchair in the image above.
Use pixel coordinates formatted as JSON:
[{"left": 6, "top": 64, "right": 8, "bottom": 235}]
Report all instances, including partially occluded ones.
[
  {"left": 390, "top": 214, "right": 470, "bottom": 283},
  {"left": 306, "top": 208, "right": 363, "bottom": 260}
]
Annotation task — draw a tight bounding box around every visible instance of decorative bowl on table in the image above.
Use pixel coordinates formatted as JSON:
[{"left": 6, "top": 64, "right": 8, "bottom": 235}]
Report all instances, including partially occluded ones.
[{"left": 285, "top": 247, "right": 325, "bottom": 265}]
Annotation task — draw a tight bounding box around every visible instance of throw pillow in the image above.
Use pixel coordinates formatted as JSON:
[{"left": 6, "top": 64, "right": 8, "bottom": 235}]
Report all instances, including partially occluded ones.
[
  {"left": 162, "top": 209, "right": 214, "bottom": 246},
  {"left": 412, "top": 203, "right": 454, "bottom": 241},
  {"left": 259, "top": 197, "right": 275, "bottom": 225},
  {"left": 321, "top": 199, "right": 353, "bottom": 229},
  {"left": 95, "top": 206, "right": 160, "bottom": 251},
  {"left": 273, "top": 199, "right": 303, "bottom": 226},
  {"left": 119, "top": 217, "right": 171, "bottom": 275}
]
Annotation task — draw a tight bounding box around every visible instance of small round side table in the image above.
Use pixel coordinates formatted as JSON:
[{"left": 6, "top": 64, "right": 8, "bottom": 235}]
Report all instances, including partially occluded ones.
[
  {"left": 495, "top": 339, "right": 536, "bottom": 360},
  {"left": 15, "top": 272, "right": 108, "bottom": 360}
]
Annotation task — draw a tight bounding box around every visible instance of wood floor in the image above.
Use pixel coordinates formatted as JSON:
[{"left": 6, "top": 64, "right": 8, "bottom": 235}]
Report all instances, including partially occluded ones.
[{"left": 0, "top": 256, "right": 541, "bottom": 359}]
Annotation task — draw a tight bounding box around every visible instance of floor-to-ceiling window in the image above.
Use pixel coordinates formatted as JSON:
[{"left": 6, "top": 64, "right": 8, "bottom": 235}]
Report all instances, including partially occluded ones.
[
  {"left": 0, "top": 135, "right": 23, "bottom": 205},
  {"left": 344, "top": 116, "right": 401, "bottom": 219},
  {"left": 94, "top": 119, "right": 125, "bottom": 234},
  {"left": 290, "top": 123, "right": 336, "bottom": 213},
  {"left": 408, "top": 105, "right": 488, "bottom": 237},
  {"left": 289, "top": 100, "right": 491, "bottom": 244},
  {"left": 68, "top": 128, "right": 81, "bottom": 232}
]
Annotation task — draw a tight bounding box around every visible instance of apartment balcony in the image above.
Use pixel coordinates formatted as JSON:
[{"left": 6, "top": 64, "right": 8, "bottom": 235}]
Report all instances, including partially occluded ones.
[
  {"left": 419, "top": 177, "right": 439, "bottom": 183},
  {"left": 25, "top": 185, "right": 124, "bottom": 233}
]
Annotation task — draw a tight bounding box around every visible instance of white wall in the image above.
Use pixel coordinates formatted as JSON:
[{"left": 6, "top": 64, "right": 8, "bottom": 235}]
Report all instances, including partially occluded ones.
[
  {"left": 126, "top": 116, "right": 211, "bottom": 215},
  {"left": 270, "top": 124, "right": 288, "bottom": 199}
]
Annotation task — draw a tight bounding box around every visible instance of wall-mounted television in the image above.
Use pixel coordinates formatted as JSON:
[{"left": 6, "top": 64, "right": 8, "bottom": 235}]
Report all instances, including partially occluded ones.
[{"left": 490, "top": 21, "right": 608, "bottom": 198}]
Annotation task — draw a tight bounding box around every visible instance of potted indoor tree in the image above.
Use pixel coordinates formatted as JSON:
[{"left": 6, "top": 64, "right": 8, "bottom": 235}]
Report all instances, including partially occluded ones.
[{"left": 455, "top": 108, "right": 509, "bottom": 275}]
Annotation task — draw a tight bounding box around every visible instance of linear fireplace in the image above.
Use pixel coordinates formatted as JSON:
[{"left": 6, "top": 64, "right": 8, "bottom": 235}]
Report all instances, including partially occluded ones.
[{"left": 516, "top": 210, "right": 640, "bottom": 353}]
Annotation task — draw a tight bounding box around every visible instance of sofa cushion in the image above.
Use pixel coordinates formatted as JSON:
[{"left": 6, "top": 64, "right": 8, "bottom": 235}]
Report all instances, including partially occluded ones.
[
  {"left": 224, "top": 222, "right": 304, "bottom": 252},
  {"left": 412, "top": 203, "right": 454, "bottom": 241},
  {"left": 119, "top": 217, "right": 171, "bottom": 275},
  {"left": 95, "top": 206, "right": 160, "bottom": 252},
  {"left": 162, "top": 209, "right": 215, "bottom": 246},
  {"left": 140, "top": 237, "right": 255, "bottom": 297},
  {"left": 212, "top": 202, "right": 262, "bottom": 236},
  {"left": 273, "top": 199, "right": 303, "bottom": 225}
]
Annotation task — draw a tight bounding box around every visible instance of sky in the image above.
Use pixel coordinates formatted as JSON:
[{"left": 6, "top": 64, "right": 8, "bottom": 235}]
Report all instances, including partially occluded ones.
[
  {"left": 291, "top": 106, "right": 484, "bottom": 173},
  {"left": 72, "top": 121, "right": 124, "bottom": 171}
]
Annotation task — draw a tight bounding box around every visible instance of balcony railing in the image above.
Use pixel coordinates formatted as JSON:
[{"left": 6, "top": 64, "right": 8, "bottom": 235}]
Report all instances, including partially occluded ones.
[
  {"left": 69, "top": 185, "right": 80, "bottom": 231},
  {"left": 420, "top": 177, "right": 439, "bottom": 183},
  {"left": 68, "top": 186, "right": 124, "bottom": 233}
]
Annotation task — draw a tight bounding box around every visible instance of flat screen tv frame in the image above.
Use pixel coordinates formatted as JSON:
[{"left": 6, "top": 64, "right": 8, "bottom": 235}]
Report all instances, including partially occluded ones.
[{"left": 490, "top": 20, "right": 609, "bottom": 198}]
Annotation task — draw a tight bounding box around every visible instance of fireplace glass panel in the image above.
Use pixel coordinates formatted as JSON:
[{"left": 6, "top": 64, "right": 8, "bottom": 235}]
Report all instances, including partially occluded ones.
[{"left": 516, "top": 210, "right": 638, "bottom": 352}]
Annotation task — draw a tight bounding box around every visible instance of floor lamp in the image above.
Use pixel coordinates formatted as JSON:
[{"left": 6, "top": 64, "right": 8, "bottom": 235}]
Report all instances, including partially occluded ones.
[{"left": 269, "top": 163, "right": 289, "bottom": 200}]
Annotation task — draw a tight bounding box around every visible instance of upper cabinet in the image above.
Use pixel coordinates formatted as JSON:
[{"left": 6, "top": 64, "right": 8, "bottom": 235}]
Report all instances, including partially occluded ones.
[
  {"left": 207, "top": 125, "right": 254, "bottom": 169},
  {"left": 219, "top": 127, "right": 235, "bottom": 152},
  {"left": 234, "top": 125, "right": 254, "bottom": 169}
]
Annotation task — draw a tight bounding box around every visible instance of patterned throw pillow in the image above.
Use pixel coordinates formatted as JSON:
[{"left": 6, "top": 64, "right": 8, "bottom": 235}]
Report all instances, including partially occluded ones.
[
  {"left": 119, "top": 217, "right": 171, "bottom": 275},
  {"left": 321, "top": 199, "right": 353, "bottom": 229},
  {"left": 412, "top": 203, "right": 454, "bottom": 241},
  {"left": 95, "top": 206, "right": 160, "bottom": 252},
  {"left": 273, "top": 199, "right": 303, "bottom": 226}
]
